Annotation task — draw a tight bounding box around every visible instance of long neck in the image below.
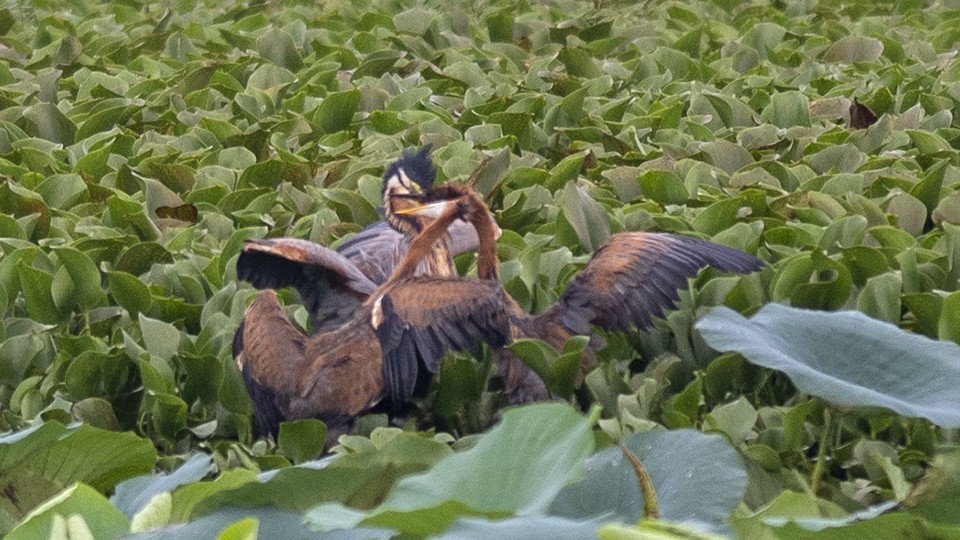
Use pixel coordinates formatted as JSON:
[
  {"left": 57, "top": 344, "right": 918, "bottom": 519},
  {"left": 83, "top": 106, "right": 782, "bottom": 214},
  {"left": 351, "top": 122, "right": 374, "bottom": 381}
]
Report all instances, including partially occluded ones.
[
  {"left": 469, "top": 197, "right": 500, "bottom": 282},
  {"left": 385, "top": 204, "right": 463, "bottom": 286}
]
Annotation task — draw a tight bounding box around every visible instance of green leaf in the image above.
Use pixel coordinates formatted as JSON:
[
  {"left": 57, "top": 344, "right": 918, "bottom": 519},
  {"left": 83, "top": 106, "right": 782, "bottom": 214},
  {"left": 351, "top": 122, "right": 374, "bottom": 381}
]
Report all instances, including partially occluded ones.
[
  {"left": 6, "top": 483, "right": 129, "bottom": 540},
  {"left": 545, "top": 152, "right": 588, "bottom": 192},
  {"left": 703, "top": 396, "right": 758, "bottom": 446},
  {"left": 53, "top": 247, "right": 107, "bottom": 310},
  {"left": 856, "top": 272, "right": 902, "bottom": 324},
  {"left": 257, "top": 27, "right": 302, "bottom": 71},
  {"left": 438, "top": 515, "right": 603, "bottom": 540},
  {"left": 939, "top": 291, "right": 960, "bottom": 345},
  {"left": 599, "top": 520, "right": 728, "bottom": 540},
  {"left": 112, "top": 453, "right": 212, "bottom": 519},
  {"left": 638, "top": 170, "right": 689, "bottom": 205},
  {"left": 0, "top": 422, "right": 156, "bottom": 531},
  {"left": 698, "top": 304, "right": 960, "bottom": 426},
  {"left": 107, "top": 271, "right": 153, "bottom": 316},
  {"left": 17, "top": 261, "right": 64, "bottom": 323},
  {"left": 277, "top": 420, "right": 327, "bottom": 464},
  {"left": 560, "top": 184, "right": 610, "bottom": 252},
  {"left": 907, "top": 130, "right": 953, "bottom": 154},
  {"left": 22, "top": 103, "right": 76, "bottom": 146},
  {"left": 761, "top": 91, "right": 811, "bottom": 128},
  {"left": 237, "top": 159, "right": 310, "bottom": 189},
  {"left": 822, "top": 36, "right": 884, "bottom": 63},
  {"left": 245, "top": 64, "right": 296, "bottom": 92},
  {"left": 138, "top": 313, "right": 181, "bottom": 362},
  {"left": 315, "top": 88, "right": 360, "bottom": 134},
  {"left": 307, "top": 404, "right": 595, "bottom": 535}
]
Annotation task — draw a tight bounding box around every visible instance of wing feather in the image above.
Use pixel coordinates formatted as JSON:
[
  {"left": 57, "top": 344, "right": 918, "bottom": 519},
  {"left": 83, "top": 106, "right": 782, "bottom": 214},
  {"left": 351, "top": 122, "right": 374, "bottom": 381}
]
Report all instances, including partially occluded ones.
[
  {"left": 337, "top": 219, "right": 480, "bottom": 284},
  {"left": 552, "top": 232, "right": 763, "bottom": 333},
  {"left": 238, "top": 238, "right": 377, "bottom": 329},
  {"left": 374, "top": 279, "right": 510, "bottom": 408},
  {"left": 234, "top": 290, "right": 307, "bottom": 436}
]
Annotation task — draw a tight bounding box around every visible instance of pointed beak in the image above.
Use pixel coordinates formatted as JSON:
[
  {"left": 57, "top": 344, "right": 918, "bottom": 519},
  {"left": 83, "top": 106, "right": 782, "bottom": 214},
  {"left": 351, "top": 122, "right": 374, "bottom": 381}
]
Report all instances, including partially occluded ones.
[{"left": 392, "top": 198, "right": 457, "bottom": 218}]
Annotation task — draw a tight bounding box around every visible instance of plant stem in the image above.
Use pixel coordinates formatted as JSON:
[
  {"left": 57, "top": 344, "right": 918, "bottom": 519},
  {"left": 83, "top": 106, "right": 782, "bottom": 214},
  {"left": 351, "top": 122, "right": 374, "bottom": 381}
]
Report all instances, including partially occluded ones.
[
  {"left": 620, "top": 444, "right": 659, "bottom": 519},
  {"left": 810, "top": 408, "right": 833, "bottom": 495}
]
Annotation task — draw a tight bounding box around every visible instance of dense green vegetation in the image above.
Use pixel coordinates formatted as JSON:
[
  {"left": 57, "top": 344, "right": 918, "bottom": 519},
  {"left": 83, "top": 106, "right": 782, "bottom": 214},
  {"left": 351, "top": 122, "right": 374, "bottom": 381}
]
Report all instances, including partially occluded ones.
[{"left": 2, "top": 0, "right": 960, "bottom": 537}]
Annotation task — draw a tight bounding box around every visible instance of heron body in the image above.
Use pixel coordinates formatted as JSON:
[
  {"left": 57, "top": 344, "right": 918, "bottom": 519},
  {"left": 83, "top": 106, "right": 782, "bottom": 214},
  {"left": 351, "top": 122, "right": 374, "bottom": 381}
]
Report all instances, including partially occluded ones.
[
  {"left": 234, "top": 148, "right": 475, "bottom": 437},
  {"left": 373, "top": 184, "right": 765, "bottom": 407},
  {"left": 234, "top": 171, "right": 509, "bottom": 441}
]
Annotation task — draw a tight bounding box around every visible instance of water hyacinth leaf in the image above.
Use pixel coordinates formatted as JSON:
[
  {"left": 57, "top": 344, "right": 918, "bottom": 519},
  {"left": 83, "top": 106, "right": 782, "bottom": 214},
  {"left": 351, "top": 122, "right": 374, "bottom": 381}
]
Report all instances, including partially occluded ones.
[
  {"left": 128, "top": 506, "right": 373, "bottom": 540},
  {"left": 700, "top": 140, "right": 754, "bottom": 174},
  {"left": 53, "top": 247, "right": 107, "bottom": 310},
  {"left": 17, "top": 261, "right": 64, "bottom": 324},
  {"left": 761, "top": 91, "right": 811, "bottom": 128},
  {"left": 246, "top": 64, "right": 296, "bottom": 92},
  {"left": 697, "top": 304, "right": 960, "bottom": 426},
  {"left": 35, "top": 173, "right": 88, "bottom": 209},
  {"left": 306, "top": 404, "right": 594, "bottom": 535},
  {"left": 907, "top": 130, "right": 953, "bottom": 155},
  {"left": 856, "top": 272, "right": 902, "bottom": 324},
  {"left": 237, "top": 159, "right": 310, "bottom": 189},
  {"left": 138, "top": 314, "right": 181, "bottom": 362},
  {"left": 382, "top": 403, "right": 593, "bottom": 513},
  {"left": 434, "top": 356, "right": 485, "bottom": 417},
  {"left": 637, "top": 170, "right": 688, "bottom": 205},
  {"left": 822, "top": 35, "right": 884, "bottom": 63},
  {"left": 940, "top": 291, "right": 960, "bottom": 345},
  {"left": 545, "top": 151, "right": 588, "bottom": 192},
  {"left": 257, "top": 27, "right": 302, "bottom": 71},
  {"left": 114, "top": 242, "right": 174, "bottom": 276},
  {"left": 437, "top": 515, "right": 605, "bottom": 540},
  {"left": 550, "top": 430, "right": 746, "bottom": 534},
  {"left": 561, "top": 184, "right": 610, "bottom": 252},
  {"left": 6, "top": 483, "right": 129, "bottom": 540},
  {"left": 0, "top": 422, "right": 157, "bottom": 522},
  {"left": 277, "top": 420, "right": 327, "bottom": 464},
  {"left": 22, "top": 103, "right": 76, "bottom": 146},
  {"left": 112, "top": 453, "right": 213, "bottom": 519},
  {"left": 107, "top": 271, "right": 153, "bottom": 316},
  {"left": 71, "top": 398, "right": 121, "bottom": 431},
  {"left": 315, "top": 88, "right": 360, "bottom": 134},
  {"left": 598, "top": 520, "right": 728, "bottom": 540},
  {"left": 770, "top": 252, "right": 852, "bottom": 310}
]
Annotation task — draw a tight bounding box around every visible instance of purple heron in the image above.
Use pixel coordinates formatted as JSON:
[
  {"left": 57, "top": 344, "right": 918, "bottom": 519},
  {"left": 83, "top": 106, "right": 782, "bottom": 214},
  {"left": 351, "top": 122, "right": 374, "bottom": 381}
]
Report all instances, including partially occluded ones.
[
  {"left": 234, "top": 181, "right": 508, "bottom": 441},
  {"left": 373, "top": 184, "right": 765, "bottom": 407}
]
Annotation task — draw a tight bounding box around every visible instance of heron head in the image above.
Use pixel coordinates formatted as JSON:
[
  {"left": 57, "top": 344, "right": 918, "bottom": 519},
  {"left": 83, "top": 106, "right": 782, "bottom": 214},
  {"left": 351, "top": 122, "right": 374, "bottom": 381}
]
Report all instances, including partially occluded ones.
[{"left": 383, "top": 147, "right": 436, "bottom": 234}]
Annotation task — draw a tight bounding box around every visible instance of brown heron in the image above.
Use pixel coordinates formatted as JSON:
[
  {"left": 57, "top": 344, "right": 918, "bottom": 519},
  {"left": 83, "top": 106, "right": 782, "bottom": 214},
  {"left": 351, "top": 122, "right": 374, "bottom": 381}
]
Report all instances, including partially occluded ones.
[
  {"left": 233, "top": 148, "right": 490, "bottom": 436},
  {"left": 235, "top": 147, "right": 482, "bottom": 332},
  {"left": 234, "top": 183, "right": 510, "bottom": 442},
  {"left": 373, "top": 184, "right": 765, "bottom": 408}
]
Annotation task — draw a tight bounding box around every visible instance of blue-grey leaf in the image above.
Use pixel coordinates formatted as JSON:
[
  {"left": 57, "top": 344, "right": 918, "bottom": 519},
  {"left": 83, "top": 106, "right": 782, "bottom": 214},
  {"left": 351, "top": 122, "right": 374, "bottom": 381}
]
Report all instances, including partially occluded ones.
[
  {"left": 550, "top": 430, "right": 746, "bottom": 535},
  {"left": 697, "top": 304, "right": 960, "bottom": 427}
]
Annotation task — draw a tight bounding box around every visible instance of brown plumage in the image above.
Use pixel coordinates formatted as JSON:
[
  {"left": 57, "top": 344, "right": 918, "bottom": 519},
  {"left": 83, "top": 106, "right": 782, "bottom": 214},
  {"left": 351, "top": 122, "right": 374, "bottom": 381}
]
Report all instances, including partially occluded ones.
[
  {"left": 235, "top": 148, "right": 480, "bottom": 332},
  {"left": 374, "top": 184, "right": 766, "bottom": 407},
  {"left": 233, "top": 149, "right": 485, "bottom": 437},
  {"left": 235, "top": 186, "right": 511, "bottom": 441}
]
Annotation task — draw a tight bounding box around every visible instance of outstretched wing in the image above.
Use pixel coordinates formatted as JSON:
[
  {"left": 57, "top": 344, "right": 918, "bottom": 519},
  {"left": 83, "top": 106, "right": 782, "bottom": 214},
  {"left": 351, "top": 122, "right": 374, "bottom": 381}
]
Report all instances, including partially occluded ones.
[
  {"left": 337, "top": 219, "right": 481, "bottom": 285},
  {"left": 550, "top": 232, "right": 764, "bottom": 334},
  {"left": 372, "top": 278, "right": 511, "bottom": 409},
  {"left": 237, "top": 238, "right": 378, "bottom": 330}
]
